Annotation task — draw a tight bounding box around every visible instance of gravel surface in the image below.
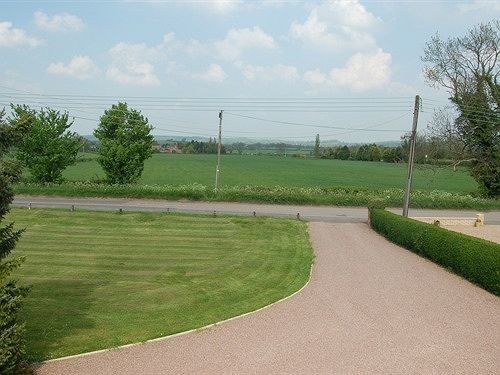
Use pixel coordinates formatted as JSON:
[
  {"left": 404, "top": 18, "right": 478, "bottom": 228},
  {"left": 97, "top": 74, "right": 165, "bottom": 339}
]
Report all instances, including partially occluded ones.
[
  {"left": 443, "top": 225, "right": 500, "bottom": 243},
  {"left": 34, "top": 223, "right": 499, "bottom": 374}
]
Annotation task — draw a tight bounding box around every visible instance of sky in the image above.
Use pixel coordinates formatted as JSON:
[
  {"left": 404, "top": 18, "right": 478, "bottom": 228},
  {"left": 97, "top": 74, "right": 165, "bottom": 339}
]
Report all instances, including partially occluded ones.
[{"left": 0, "top": 0, "right": 498, "bottom": 143}]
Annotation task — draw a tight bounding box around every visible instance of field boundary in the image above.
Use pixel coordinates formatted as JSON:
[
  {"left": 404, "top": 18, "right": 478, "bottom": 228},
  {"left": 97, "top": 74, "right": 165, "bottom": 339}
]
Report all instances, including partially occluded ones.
[{"left": 14, "top": 182, "right": 500, "bottom": 210}]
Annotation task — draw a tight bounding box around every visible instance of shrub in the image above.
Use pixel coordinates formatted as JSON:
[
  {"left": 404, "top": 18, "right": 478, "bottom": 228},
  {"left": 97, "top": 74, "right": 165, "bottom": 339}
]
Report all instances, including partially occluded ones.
[{"left": 369, "top": 208, "right": 500, "bottom": 295}]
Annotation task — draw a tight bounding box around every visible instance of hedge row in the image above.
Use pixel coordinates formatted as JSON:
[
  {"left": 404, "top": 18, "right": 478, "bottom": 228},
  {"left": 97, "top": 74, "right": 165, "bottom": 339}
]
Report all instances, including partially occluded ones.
[
  {"left": 13, "top": 182, "right": 500, "bottom": 210},
  {"left": 369, "top": 208, "right": 500, "bottom": 295}
]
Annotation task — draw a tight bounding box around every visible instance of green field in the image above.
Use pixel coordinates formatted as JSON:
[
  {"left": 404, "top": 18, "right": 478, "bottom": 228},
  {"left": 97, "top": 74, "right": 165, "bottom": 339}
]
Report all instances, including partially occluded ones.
[
  {"left": 8, "top": 208, "right": 313, "bottom": 361},
  {"left": 61, "top": 153, "right": 478, "bottom": 193}
]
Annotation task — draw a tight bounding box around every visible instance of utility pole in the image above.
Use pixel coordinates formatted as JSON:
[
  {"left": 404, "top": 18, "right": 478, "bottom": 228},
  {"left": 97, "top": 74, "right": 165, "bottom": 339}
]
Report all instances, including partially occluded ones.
[
  {"left": 402, "top": 95, "right": 420, "bottom": 217},
  {"left": 215, "top": 110, "right": 223, "bottom": 192}
]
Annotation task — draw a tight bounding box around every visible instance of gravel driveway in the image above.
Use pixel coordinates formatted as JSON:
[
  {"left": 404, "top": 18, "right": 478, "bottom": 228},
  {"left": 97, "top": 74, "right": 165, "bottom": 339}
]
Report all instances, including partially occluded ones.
[{"left": 35, "top": 223, "right": 499, "bottom": 374}]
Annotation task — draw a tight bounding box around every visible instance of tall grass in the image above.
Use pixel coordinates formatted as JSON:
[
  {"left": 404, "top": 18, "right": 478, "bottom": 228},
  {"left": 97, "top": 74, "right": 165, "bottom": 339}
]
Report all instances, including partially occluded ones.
[{"left": 14, "top": 182, "right": 499, "bottom": 209}]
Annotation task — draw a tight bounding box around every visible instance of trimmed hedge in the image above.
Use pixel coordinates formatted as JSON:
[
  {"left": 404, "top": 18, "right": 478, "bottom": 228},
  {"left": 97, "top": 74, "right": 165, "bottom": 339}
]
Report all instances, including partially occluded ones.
[{"left": 369, "top": 208, "right": 500, "bottom": 295}]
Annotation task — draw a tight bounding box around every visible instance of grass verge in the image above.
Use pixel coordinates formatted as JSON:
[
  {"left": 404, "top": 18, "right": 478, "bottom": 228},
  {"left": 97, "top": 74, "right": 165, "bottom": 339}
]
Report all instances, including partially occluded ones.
[
  {"left": 369, "top": 208, "right": 500, "bottom": 295},
  {"left": 14, "top": 182, "right": 500, "bottom": 210},
  {"left": 7, "top": 207, "right": 313, "bottom": 361}
]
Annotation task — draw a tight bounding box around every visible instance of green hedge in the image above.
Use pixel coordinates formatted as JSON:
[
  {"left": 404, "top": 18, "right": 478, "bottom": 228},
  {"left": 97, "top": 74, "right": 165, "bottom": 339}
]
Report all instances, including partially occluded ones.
[
  {"left": 13, "top": 182, "right": 500, "bottom": 210},
  {"left": 369, "top": 208, "right": 500, "bottom": 295}
]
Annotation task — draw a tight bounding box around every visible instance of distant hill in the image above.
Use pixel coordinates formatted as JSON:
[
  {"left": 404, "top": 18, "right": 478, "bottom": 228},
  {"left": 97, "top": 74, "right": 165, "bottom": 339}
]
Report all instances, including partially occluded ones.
[{"left": 81, "top": 134, "right": 400, "bottom": 147}]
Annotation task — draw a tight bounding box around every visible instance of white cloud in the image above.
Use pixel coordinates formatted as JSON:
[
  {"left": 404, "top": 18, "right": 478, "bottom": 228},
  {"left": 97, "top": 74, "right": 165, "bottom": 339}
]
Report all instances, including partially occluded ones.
[
  {"left": 215, "top": 26, "right": 275, "bottom": 60},
  {"left": 0, "top": 21, "right": 42, "bottom": 47},
  {"left": 237, "top": 63, "right": 299, "bottom": 82},
  {"left": 304, "top": 49, "right": 391, "bottom": 91},
  {"left": 106, "top": 42, "right": 162, "bottom": 86},
  {"left": 109, "top": 42, "right": 163, "bottom": 63},
  {"left": 192, "top": 64, "right": 227, "bottom": 83},
  {"left": 34, "top": 11, "right": 84, "bottom": 32},
  {"left": 290, "top": 0, "right": 380, "bottom": 51},
  {"left": 203, "top": 0, "right": 242, "bottom": 13},
  {"left": 107, "top": 63, "right": 160, "bottom": 86},
  {"left": 303, "top": 69, "right": 328, "bottom": 86},
  {"left": 458, "top": 0, "right": 500, "bottom": 13},
  {"left": 47, "top": 55, "right": 99, "bottom": 80}
]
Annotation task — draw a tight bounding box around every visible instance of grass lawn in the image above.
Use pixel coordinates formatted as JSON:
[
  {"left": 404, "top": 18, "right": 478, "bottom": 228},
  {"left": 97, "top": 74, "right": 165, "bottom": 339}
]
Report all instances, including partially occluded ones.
[
  {"left": 8, "top": 207, "right": 313, "bottom": 361},
  {"left": 60, "top": 153, "right": 478, "bottom": 194}
]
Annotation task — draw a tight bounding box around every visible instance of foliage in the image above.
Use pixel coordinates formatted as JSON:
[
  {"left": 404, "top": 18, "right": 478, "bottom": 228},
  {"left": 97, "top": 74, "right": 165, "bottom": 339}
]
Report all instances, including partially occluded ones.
[
  {"left": 356, "top": 144, "right": 382, "bottom": 161},
  {"left": 314, "top": 134, "right": 321, "bottom": 158},
  {"left": 423, "top": 21, "right": 500, "bottom": 197},
  {"left": 11, "top": 105, "right": 81, "bottom": 183},
  {"left": 14, "top": 181, "right": 500, "bottom": 210},
  {"left": 179, "top": 138, "right": 225, "bottom": 154},
  {"left": 8, "top": 208, "right": 313, "bottom": 360},
  {"left": 369, "top": 208, "right": 500, "bottom": 295},
  {"left": 94, "top": 102, "right": 154, "bottom": 184},
  {"left": 336, "top": 145, "right": 351, "bottom": 160},
  {"left": 0, "top": 109, "right": 30, "bottom": 374},
  {"left": 382, "top": 146, "right": 403, "bottom": 163}
]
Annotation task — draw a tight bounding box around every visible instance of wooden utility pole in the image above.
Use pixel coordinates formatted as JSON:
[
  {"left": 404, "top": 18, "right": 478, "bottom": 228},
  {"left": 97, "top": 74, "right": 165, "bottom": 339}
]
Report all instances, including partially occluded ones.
[
  {"left": 215, "top": 110, "right": 223, "bottom": 192},
  {"left": 402, "top": 95, "right": 420, "bottom": 217}
]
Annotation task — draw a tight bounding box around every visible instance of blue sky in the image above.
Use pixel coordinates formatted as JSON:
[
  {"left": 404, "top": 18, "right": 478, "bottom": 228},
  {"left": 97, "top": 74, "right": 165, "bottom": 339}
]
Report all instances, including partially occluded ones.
[{"left": 1, "top": 0, "right": 498, "bottom": 143}]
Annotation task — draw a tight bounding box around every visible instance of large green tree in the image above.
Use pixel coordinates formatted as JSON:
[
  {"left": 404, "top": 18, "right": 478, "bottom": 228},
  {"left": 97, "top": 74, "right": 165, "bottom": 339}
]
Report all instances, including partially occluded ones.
[
  {"left": 12, "top": 105, "right": 81, "bottom": 183},
  {"left": 0, "top": 108, "right": 31, "bottom": 374},
  {"left": 423, "top": 21, "right": 499, "bottom": 196},
  {"left": 94, "top": 103, "right": 154, "bottom": 184}
]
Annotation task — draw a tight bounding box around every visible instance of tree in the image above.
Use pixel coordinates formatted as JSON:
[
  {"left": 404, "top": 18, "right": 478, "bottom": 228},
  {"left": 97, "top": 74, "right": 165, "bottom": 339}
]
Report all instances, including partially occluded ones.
[
  {"left": 383, "top": 147, "right": 403, "bottom": 163},
  {"left": 94, "top": 103, "right": 154, "bottom": 184},
  {"left": 422, "top": 21, "right": 500, "bottom": 196},
  {"left": 0, "top": 108, "right": 32, "bottom": 374},
  {"left": 336, "top": 145, "right": 351, "bottom": 160},
  {"left": 314, "top": 134, "right": 321, "bottom": 158},
  {"left": 11, "top": 105, "right": 81, "bottom": 183}
]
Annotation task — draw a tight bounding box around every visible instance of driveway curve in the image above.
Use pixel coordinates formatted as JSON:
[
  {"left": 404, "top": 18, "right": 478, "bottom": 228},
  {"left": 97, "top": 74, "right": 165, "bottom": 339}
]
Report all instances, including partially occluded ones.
[{"left": 35, "top": 223, "right": 499, "bottom": 374}]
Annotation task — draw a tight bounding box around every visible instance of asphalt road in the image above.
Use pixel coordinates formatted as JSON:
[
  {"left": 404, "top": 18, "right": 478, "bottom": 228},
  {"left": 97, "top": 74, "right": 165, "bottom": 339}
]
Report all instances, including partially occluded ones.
[
  {"left": 34, "top": 223, "right": 500, "bottom": 374},
  {"left": 13, "top": 195, "right": 500, "bottom": 224}
]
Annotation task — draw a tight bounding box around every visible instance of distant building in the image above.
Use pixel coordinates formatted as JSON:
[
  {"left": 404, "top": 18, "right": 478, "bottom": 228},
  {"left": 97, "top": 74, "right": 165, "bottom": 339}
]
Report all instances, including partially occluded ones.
[
  {"left": 152, "top": 144, "right": 164, "bottom": 152},
  {"left": 165, "top": 144, "right": 181, "bottom": 153}
]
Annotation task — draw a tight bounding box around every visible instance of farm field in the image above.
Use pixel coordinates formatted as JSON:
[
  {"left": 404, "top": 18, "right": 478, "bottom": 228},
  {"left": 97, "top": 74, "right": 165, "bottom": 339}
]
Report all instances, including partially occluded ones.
[
  {"left": 61, "top": 153, "right": 478, "bottom": 194},
  {"left": 8, "top": 208, "right": 313, "bottom": 361}
]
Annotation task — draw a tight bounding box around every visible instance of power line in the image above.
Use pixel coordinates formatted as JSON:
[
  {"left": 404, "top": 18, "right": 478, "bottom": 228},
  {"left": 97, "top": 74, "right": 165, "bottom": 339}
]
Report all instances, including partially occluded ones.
[{"left": 225, "top": 112, "right": 410, "bottom": 132}]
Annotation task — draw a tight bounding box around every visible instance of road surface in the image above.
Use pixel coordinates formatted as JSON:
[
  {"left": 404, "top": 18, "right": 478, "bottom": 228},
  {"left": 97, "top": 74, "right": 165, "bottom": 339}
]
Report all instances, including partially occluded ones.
[
  {"left": 34, "top": 223, "right": 499, "bottom": 374},
  {"left": 13, "top": 195, "right": 500, "bottom": 223}
]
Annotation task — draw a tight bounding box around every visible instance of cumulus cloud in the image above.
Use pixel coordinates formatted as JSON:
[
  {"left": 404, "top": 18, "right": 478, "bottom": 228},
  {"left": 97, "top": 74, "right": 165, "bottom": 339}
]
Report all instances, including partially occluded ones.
[
  {"left": 47, "top": 55, "right": 99, "bottom": 80},
  {"left": 107, "top": 63, "right": 160, "bottom": 86},
  {"left": 290, "top": 0, "right": 380, "bottom": 51},
  {"left": 106, "top": 42, "right": 162, "bottom": 86},
  {"left": 458, "top": 0, "right": 500, "bottom": 12},
  {"left": 237, "top": 63, "right": 299, "bottom": 82},
  {"left": 215, "top": 26, "right": 275, "bottom": 60},
  {"left": 203, "top": 0, "right": 242, "bottom": 13},
  {"left": 34, "top": 11, "right": 84, "bottom": 32},
  {"left": 192, "top": 64, "right": 227, "bottom": 83},
  {"left": 304, "top": 49, "right": 391, "bottom": 91},
  {"left": 0, "top": 21, "right": 42, "bottom": 47}
]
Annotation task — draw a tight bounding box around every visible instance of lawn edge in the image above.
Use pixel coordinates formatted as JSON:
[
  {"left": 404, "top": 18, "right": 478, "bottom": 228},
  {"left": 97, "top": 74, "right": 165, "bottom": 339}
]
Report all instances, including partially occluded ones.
[{"left": 33, "top": 227, "right": 315, "bottom": 367}]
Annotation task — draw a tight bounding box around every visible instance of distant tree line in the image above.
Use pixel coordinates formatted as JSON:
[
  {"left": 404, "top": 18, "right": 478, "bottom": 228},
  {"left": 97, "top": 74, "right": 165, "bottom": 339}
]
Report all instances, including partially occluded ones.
[
  {"left": 317, "top": 133, "right": 473, "bottom": 165},
  {"left": 174, "top": 138, "right": 226, "bottom": 154}
]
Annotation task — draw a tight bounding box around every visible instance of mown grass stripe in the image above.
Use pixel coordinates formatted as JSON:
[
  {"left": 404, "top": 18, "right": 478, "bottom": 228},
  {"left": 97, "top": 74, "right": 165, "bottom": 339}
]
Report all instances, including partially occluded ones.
[{"left": 7, "top": 207, "right": 313, "bottom": 362}]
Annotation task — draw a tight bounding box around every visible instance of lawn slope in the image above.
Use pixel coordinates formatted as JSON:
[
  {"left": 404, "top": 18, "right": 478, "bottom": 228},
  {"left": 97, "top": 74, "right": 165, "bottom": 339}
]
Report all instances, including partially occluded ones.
[{"left": 8, "top": 208, "right": 313, "bottom": 361}]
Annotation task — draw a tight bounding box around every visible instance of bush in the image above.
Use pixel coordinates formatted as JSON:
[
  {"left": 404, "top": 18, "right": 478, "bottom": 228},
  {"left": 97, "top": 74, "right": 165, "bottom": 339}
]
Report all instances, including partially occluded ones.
[{"left": 369, "top": 208, "right": 500, "bottom": 295}]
